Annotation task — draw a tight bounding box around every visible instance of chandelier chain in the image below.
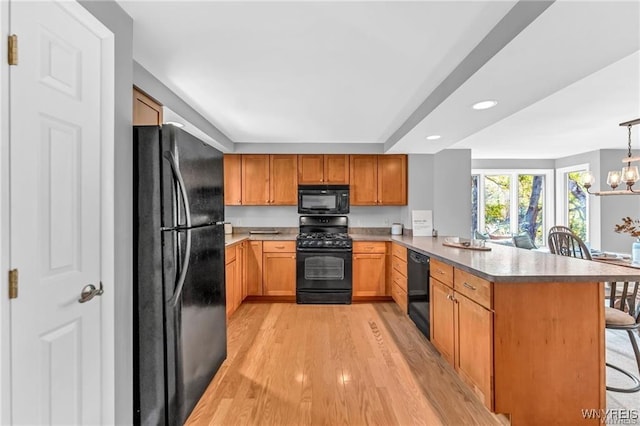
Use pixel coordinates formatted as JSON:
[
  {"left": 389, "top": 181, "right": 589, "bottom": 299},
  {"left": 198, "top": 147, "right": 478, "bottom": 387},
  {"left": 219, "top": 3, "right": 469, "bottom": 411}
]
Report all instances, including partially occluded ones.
[{"left": 628, "top": 124, "right": 633, "bottom": 160}]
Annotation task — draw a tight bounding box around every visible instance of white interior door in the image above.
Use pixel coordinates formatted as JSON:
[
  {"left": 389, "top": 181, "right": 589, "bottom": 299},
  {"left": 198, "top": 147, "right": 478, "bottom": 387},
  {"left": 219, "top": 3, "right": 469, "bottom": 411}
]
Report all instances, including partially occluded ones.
[{"left": 9, "top": 1, "right": 112, "bottom": 424}]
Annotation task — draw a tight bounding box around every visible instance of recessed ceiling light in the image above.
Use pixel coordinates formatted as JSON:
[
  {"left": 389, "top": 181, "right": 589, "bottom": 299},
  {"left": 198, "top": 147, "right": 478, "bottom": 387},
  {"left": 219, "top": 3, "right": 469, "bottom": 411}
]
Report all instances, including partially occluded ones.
[
  {"left": 165, "top": 121, "right": 184, "bottom": 128},
  {"left": 426, "top": 135, "right": 441, "bottom": 140},
  {"left": 472, "top": 100, "right": 498, "bottom": 110}
]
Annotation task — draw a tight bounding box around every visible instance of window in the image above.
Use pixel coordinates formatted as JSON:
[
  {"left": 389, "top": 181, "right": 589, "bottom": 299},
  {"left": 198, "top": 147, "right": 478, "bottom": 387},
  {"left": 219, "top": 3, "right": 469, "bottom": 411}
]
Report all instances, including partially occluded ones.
[
  {"left": 555, "top": 164, "right": 590, "bottom": 242},
  {"left": 472, "top": 169, "right": 554, "bottom": 246}
]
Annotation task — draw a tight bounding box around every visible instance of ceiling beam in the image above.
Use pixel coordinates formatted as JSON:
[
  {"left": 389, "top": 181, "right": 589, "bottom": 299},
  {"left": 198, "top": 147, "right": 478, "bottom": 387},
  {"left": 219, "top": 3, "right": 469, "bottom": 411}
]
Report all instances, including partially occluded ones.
[{"left": 384, "top": 0, "right": 555, "bottom": 152}]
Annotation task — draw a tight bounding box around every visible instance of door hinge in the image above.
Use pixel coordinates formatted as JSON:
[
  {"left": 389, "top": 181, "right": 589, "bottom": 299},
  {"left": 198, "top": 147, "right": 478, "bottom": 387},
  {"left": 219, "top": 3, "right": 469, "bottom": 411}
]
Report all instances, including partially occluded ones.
[
  {"left": 8, "top": 34, "right": 18, "bottom": 66},
  {"left": 9, "top": 269, "right": 18, "bottom": 299}
]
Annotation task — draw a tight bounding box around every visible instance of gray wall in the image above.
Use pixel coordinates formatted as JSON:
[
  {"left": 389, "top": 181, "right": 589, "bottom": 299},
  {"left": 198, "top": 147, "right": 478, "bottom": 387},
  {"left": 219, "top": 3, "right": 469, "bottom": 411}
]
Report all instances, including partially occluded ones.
[
  {"left": 78, "top": 1, "right": 133, "bottom": 423},
  {"left": 401, "top": 154, "right": 435, "bottom": 229},
  {"left": 233, "top": 143, "right": 383, "bottom": 154},
  {"left": 434, "top": 150, "right": 472, "bottom": 237},
  {"left": 598, "top": 149, "right": 640, "bottom": 253}
]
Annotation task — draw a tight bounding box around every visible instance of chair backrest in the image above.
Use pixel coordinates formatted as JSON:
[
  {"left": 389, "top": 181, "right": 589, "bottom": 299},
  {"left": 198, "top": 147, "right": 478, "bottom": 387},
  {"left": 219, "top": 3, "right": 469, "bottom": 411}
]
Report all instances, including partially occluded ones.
[
  {"left": 606, "top": 281, "right": 640, "bottom": 322},
  {"left": 547, "top": 230, "right": 592, "bottom": 260},
  {"left": 513, "top": 234, "right": 537, "bottom": 250},
  {"left": 549, "top": 225, "right": 574, "bottom": 234}
]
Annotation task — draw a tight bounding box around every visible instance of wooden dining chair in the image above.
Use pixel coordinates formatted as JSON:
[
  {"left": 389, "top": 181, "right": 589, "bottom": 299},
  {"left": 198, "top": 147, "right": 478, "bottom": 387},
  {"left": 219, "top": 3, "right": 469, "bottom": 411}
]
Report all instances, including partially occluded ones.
[
  {"left": 547, "top": 230, "right": 592, "bottom": 260},
  {"left": 605, "top": 281, "right": 640, "bottom": 392},
  {"left": 549, "top": 225, "right": 574, "bottom": 234}
]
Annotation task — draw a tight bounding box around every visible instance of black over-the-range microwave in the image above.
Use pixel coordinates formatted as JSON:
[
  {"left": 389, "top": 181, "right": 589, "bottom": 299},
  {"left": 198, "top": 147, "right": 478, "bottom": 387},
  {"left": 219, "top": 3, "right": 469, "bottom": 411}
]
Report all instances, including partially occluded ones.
[{"left": 298, "top": 185, "right": 349, "bottom": 215}]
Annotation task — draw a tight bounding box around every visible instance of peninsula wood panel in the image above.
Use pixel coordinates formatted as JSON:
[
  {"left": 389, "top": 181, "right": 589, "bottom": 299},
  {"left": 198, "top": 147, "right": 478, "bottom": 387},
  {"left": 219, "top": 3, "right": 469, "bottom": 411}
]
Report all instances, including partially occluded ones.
[
  {"left": 493, "top": 281, "right": 605, "bottom": 425},
  {"left": 270, "top": 155, "right": 298, "bottom": 205},
  {"left": 245, "top": 241, "right": 263, "bottom": 296},
  {"left": 133, "top": 87, "right": 162, "bottom": 125},
  {"left": 223, "top": 154, "right": 242, "bottom": 205},
  {"left": 241, "top": 155, "right": 270, "bottom": 205}
]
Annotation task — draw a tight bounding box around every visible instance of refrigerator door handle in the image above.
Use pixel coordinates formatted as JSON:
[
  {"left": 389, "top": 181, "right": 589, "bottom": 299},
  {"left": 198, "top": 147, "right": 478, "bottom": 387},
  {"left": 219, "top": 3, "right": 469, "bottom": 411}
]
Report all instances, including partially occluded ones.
[{"left": 164, "top": 151, "right": 193, "bottom": 306}]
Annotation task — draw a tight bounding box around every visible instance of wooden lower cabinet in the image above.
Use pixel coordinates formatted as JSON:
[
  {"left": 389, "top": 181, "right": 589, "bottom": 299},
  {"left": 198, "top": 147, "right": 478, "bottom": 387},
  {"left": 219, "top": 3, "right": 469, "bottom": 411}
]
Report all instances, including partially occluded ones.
[
  {"left": 225, "top": 245, "right": 239, "bottom": 318},
  {"left": 245, "top": 241, "right": 263, "bottom": 296},
  {"left": 353, "top": 253, "right": 386, "bottom": 297},
  {"left": 455, "top": 292, "right": 493, "bottom": 409},
  {"left": 430, "top": 269, "right": 493, "bottom": 410},
  {"left": 430, "top": 278, "right": 455, "bottom": 365},
  {"left": 391, "top": 243, "right": 408, "bottom": 313},
  {"left": 262, "top": 252, "right": 296, "bottom": 296}
]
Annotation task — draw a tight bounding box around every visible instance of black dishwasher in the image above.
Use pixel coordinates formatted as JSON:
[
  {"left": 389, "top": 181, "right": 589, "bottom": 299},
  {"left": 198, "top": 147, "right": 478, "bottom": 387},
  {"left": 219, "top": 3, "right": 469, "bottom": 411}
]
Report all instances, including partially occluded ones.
[{"left": 407, "top": 250, "right": 430, "bottom": 340}]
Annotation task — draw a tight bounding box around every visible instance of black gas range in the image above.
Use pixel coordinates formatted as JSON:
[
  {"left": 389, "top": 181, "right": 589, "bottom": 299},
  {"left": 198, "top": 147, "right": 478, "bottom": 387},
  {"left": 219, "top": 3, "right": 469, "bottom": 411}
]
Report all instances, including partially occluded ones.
[{"left": 296, "top": 216, "right": 352, "bottom": 304}]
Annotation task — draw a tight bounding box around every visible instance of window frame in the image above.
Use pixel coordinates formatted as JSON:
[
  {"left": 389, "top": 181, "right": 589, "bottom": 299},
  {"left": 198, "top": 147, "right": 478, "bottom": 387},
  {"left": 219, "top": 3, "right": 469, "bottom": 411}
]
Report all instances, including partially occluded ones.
[
  {"left": 554, "top": 163, "right": 592, "bottom": 244},
  {"left": 472, "top": 168, "right": 554, "bottom": 245}
]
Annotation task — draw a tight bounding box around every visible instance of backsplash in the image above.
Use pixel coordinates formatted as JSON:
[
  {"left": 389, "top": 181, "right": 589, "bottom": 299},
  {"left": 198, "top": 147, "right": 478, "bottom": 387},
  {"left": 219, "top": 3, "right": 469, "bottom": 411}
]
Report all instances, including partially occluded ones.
[{"left": 225, "top": 205, "right": 405, "bottom": 228}]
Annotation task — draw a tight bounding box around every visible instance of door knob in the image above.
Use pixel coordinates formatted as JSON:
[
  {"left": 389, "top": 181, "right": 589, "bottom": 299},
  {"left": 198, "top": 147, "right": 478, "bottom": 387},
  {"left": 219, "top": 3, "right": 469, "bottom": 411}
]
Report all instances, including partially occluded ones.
[{"left": 79, "top": 282, "right": 104, "bottom": 303}]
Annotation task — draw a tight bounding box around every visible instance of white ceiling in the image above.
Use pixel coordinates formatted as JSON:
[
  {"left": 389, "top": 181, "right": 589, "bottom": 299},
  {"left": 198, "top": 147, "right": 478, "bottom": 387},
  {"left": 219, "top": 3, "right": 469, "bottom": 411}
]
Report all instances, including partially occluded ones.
[{"left": 118, "top": 0, "right": 640, "bottom": 159}]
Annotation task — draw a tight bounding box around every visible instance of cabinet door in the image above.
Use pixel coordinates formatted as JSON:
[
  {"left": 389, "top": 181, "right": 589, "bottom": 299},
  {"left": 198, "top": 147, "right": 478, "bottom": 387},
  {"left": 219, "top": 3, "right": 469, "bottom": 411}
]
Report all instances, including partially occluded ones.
[
  {"left": 242, "top": 155, "right": 270, "bottom": 205},
  {"left": 456, "top": 292, "right": 493, "bottom": 410},
  {"left": 270, "top": 155, "right": 298, "bottom": 205},
  {"left": 225, "top": 259, "right": 236, "bottom": 318},
  {"left": 324, "top": 154, "right": 349, "bottom": 184},
  {"left": 378, "top": 155, "right": 407, "bottom": 205},
  {"left": 133, "top": 87, "right": 162, "bottom": 125},
  {"left": 298, "top": 155, "right": 324, "bottom": 184},
  {"left": 234, "top": 245, "right": 244, "bottom": 310},
  {"left": 352, "top": 253, "right": 386, "bottom": 296},
  {"left": 350, "top": 155, "right": 378, "bottom": 205},
  {"left": 245, "top": 241, "right": 263, "bottom": 296},
  {"left": 223, "top": 154, "right": 242, "bottom": 206},
  {"left": 431, "top": 278, "right": 455, "bottom": 365},
  {"left": 263, "top": 252, "right": 296, "bottom": 296}
]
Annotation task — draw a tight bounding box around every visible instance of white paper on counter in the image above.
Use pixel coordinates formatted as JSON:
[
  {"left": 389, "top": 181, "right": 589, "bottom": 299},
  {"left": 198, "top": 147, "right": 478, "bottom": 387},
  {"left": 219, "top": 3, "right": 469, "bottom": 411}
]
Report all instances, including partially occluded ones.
[{"left": 412, "top": 210, "right": 433, "bottom": 236}]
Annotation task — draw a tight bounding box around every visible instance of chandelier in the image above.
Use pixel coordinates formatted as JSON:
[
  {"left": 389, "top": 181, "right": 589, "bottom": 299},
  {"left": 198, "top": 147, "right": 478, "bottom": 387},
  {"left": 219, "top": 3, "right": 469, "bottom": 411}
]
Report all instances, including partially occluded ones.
[{"left": 583, "top": 118, "right": 640, "bottom": 196}]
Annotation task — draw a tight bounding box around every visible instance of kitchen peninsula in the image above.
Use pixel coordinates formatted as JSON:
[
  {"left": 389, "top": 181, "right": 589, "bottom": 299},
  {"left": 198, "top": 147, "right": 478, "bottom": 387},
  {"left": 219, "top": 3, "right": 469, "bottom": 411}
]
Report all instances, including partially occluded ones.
[{"left": 392, "top": 235, "right": 638, "bottom": 426}]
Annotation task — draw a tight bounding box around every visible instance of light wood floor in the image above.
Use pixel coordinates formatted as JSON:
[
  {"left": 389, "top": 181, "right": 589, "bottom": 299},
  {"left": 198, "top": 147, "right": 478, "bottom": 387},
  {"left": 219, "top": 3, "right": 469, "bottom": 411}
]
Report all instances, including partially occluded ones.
[{"left": 186, "top": 302, "right": 508, "bottom": 426}]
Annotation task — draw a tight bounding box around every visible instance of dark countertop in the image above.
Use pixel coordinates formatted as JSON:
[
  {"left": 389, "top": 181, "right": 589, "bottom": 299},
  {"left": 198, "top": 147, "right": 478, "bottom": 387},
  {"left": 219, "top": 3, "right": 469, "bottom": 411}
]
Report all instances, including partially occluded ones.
[
  {"left": 390, "top": 235, "right": 640, "bottom": 283},
  {"left": 226, "top": 232, "right": 638, "bottom": 282}
]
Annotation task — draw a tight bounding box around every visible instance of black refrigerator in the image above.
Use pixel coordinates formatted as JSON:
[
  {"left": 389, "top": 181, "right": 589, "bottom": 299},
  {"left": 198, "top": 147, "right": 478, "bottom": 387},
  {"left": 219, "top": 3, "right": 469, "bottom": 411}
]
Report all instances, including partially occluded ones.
[{"left": 133, "top": 125, "right": 227, "bottom": 426}]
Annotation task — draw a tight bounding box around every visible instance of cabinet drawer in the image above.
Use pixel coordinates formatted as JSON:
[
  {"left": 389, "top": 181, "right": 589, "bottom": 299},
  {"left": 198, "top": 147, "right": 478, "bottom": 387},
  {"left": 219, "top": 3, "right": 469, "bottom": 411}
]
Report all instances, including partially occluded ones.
[
  {"left": 391, "top": 243, "right": 407, "bottom": 261},
  {"left": 392, "top": 270, "right": 407, "bottom": 293},
  {"left": 262, "top": 241, "right": 296, "bottom": 253},
  {"left": 391, "top": 282, "right": 408, "bottom": 314},
  {"left": 225, "top": 246, "right": 236, "bottom": 264},
  {"left": 353, "top": 241, "right": 386, "bottom": 254},
  {"left": 454, "top": 269, "right": 492, "bottom": 309},
  {"left": 430, "top": 258, "right": 454, "bottom": 287},
  {"left": 392, "top": 256, "right": 407, "bottom": 278}
]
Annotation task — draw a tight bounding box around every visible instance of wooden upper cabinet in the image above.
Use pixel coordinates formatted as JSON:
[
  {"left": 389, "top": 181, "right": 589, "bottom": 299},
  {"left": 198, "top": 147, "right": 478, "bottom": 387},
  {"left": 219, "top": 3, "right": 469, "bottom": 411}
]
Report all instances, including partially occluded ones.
[
  {"left": 350, "top": 155, "right": 378, "bottom": 205},
  {"left": 242, "top": 155, "right": 270, "bottom": 205},
  {"left": 270, "top": 155, "right": 298, "bottom": 205},
  {"left": 133, "top": 87, "right": 162, "bottom": 125},
  {"left": 224, "top": 154, "right": 242, "bottom": 205},
  {"left": 378, "top": 155, "right": 407, "bottom": 205},
  {"left": 298, "top": 154, "right": 349, "bottom": 184},
  {"left": 350, "top": 154, "right": 407, "bottom": 206},
  {"left": 239, "top": 154, "right": 298, "bottom": 205}
]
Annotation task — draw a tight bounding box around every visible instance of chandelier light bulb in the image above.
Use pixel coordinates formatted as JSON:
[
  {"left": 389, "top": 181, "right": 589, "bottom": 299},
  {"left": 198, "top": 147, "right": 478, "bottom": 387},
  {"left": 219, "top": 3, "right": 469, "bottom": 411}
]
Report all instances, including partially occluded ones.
[
  {"left": 622, "top": 165, "right": 640, "bottom": 185},
  {"left": 607, "top": 171, "right": 622, "bottom": 189}
]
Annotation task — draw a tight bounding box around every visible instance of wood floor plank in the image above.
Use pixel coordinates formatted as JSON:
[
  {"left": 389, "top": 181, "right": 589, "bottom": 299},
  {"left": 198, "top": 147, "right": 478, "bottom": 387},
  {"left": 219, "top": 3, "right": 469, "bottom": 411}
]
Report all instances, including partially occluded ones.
[{"left": 186, "top": 302, "right": 507, "bottom": 426}]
